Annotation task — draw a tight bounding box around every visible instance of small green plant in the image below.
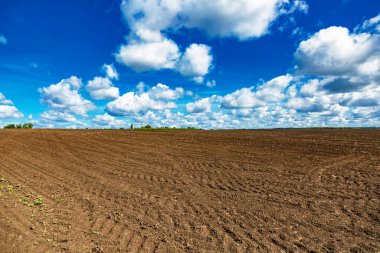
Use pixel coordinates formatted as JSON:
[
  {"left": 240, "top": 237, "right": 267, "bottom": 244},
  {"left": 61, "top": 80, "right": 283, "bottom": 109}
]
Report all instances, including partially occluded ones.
[
  {"left": 33, "top": 196, "right": 43, "bottom": 206},
  {"left": 0, "top": 176, "right": 5, "bottom": 182},
  {"left": 6, "top": 184, "right": 13, "bottom": 193},
  {"left": 20, "top": 196, "right": 32, "bottom": 206}
]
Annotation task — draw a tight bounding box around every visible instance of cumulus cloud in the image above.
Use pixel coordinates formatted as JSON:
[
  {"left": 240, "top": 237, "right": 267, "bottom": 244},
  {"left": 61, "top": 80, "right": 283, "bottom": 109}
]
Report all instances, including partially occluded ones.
[
  {"left": 102, "top": 64, "right": 119, "bottom": 80},
  {"left": 219, "top": 75, "right": 292, "bottom": 109},
  {"left": 115, "top": 37, "right": 212, "bottom": 82},
  {"left": 104, "top": 78, "right": 379, "bottom": 129},
  {"left": 358, "top": 13, "right": 380, "bottom": 33},
  {"left": 106, "top": 13, "right": 380, "bottom": 129},
  {"left": 0, "top": 92, "right": 13, "bottom": 105},
  {"left": 106, "top": 92, "right": 176, "bottom": 115},
  {"left": 116, "top": 38, "right": 180, "bottom": 72},
  {"left": 255, "top": 74, "right": 293, "bottom": 102},
  {"left": 213, "top": 68, "right": 379, "bottom": 128},
  {"left": 147, "top": 83, "right": 184, "bottom": 100},
  {"left": 121, "top": 0, "right": 308, "bottom": 40},
  {"left": 106, "top": 83, "right": 183, "bottom": 116},
  {"left": 38, "top": 76, "right": 95, "bottom": 116},
  {"left": 220, "top": 87, "right": 262, "bottom": 109},
  {"left": 206, "top": 80, "right": 216, "bottom": 88},
  {"left": 186, "top": 97, "right": 213, "bottom": 114},
  {"left": 117, "top": 0, "right": 306, "bottom": 81},
  {"left": 295, "top": 25, "right": 380, "bottom": 83},
  {"left": 0, "top": 105, "right": 23, "bottom": 119},
  {"left": 92, "top": 114, "right": 125, "bottom": 128},
  {"left": 288, "top": 14, "right": 380, "bottom": 123},
  {"left": 0, "top": 35, "right": 7, "bottom": 45},
  {"left": 178, "top": 44, "right": 212, "bottom": 82},
  {"left": 340, "top": 86, "right": 380, "bottom": 107},
  {"left": 286, "top": 96, "right": 326, "bottom": 113},
  {"left": 0, "top": 92, "right": 23, "bottom": 119},
  {"left": 40, "top": 110, "right": 79, "bottom": 123},
  {"left": 86, "top": 77, "right": 119, "bottom": 100}
]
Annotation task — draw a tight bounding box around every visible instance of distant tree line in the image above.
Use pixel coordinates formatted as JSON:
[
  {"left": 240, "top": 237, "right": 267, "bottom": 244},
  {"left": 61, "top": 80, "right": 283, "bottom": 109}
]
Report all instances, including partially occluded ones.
[
  {"left": 118, "top": 124, "right": 200, "bottom": 131},
  {"left": 3, "top": 123, "right": 33, "bottom": 129}
]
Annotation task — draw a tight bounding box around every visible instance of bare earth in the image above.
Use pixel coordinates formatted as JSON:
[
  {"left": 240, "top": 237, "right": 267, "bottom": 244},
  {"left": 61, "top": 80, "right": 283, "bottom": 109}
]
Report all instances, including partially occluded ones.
[{"left": 0, "top": 129, "right": 379, "bottom": 253}]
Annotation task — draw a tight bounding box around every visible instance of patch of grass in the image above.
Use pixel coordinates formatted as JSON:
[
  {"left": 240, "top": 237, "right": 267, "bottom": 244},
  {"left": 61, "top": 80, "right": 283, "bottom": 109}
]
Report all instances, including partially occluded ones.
[
  {"left": 6, "top": 184, "right": 13, "bottom": 193},
  {"left": 92, "top": 230, "right": 100, "bottom": 235},
  {"left": 18, "top": 194, "right": 45, "bottom": 208},
  {"left": 33, "top": 196, "right": 44, "bottom": 206},
  {"left": 20, "top": 196, "right": 30, "bottom": 206}
]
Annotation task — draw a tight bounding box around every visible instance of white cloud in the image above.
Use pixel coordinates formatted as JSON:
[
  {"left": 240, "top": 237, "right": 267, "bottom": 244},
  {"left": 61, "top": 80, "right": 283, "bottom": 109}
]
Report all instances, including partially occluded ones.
[
  {"left": 293, "top": 14, "right": 380, "bottom": 112},
  {"left": 0, "top": 92, "right": 23, "bottom": 119},
  {"left": 106, "top": 83, "right": 183, "bottom": 116},
  {"left": 295, "top": 26, "right": 380, "bottom": 79},
  {"left": 102, "top": 64, "right": 119, "bottom": 80},
  {"left": 90, "top": 88, "right": 119, "bottom": 100},
  {"left": 341, "top": 87, "right": 380, "bottom": 107},
  {"left": 255, "top": 74, "right": 293, "bottom": 102},
  {"left": 299, "top": 79, "right": 321, "bottom": 97},
  {"left": 38, "top": 76, "right": 95, "bottom": 116},
  {"left": 359, "top": 13, "right": 380, "bottom": 33},
  {"left": 136, "top": 81, "right": 146, "bottom": 94},
  {"left": 351, "top": 106, "right": 380, "bottom": 119},
  {"left": 286, "top": 96, "right": 326, "bottom": 113},
  {"left": 219, "top": 75, "right": 292, "bottom": 109},
  {"left": 121, "top": 0, "right": 308, "bottom": 40},
  {"left": 0, "top": 35, "right": 7, "bottom": 45},
  {"left": 147, "top": 83, "right": 184, "bottom": 100},
  {"left": 116, "top": 38, "right": 180, "bottom": 72},
  {"left": 117, "top": 0, "right": 306, "bottom": 80},
  {"left": 178, "top": 44, "right": 212, "bottom": 81},
  {"left": 106, "top": 92, "right": 176, "bottom": 115},
  {"left": 63, "top": 76, "right": 82, "bottom": 89},
  {"left": 0, "top": 92, "right": 13, "bottom": 105},
  {"left": 134, "top": 110, "right": 162, "bottom": 125},
  {"left": 186, "top": 97, "right": 213, "bottom": 113},
  {"left": 214, "top": 70, "right": 379, "bottom": 127},
  {"left": 92, "top": 114, "right": 125, "bottom": 128},
  {"left": 206, "top": 80, "right": 216, "bottom": 88},
  {"left": 220, "top": 87, "right": 263, "bottom": 109},
  {"left": 40, "top": 110, "right": 78, "bottom": 123},
  {"left": 0, "top": 105, "right": 23, "bottom": 119},
  {"left": 86, "top": 77, "right": 119, "bottom": 100}
]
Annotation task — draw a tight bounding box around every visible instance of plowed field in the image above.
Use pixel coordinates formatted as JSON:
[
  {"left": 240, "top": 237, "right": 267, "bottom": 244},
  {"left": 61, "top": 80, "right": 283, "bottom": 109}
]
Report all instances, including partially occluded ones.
[{"left": 0, "top": 129, "right": 379, "bottom": 252}]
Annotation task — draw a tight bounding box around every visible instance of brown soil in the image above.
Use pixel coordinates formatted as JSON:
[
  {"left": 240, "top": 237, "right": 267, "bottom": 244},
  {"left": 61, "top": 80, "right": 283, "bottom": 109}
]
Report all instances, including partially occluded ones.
[{"left": 0, "top": 129, "right": 379, "bottom": 253}]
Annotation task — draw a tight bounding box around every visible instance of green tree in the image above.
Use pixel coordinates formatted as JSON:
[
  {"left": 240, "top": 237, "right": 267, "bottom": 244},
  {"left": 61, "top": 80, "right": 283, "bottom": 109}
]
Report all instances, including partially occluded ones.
[
  {"left": 4, "top": 124, "right": 16, "bottom": 129},
  {"left": 22, "top": 123, "right": 33, "bottom": 129},
  {"left": 3, "top": 123, "right": 33, "bottom": 129}
]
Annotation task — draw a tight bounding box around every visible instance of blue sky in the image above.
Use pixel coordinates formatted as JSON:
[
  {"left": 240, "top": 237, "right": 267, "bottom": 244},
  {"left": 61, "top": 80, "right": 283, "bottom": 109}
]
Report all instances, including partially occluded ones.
[{"left": 0, "top": 0, "right": 379, "bottom": 128}]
